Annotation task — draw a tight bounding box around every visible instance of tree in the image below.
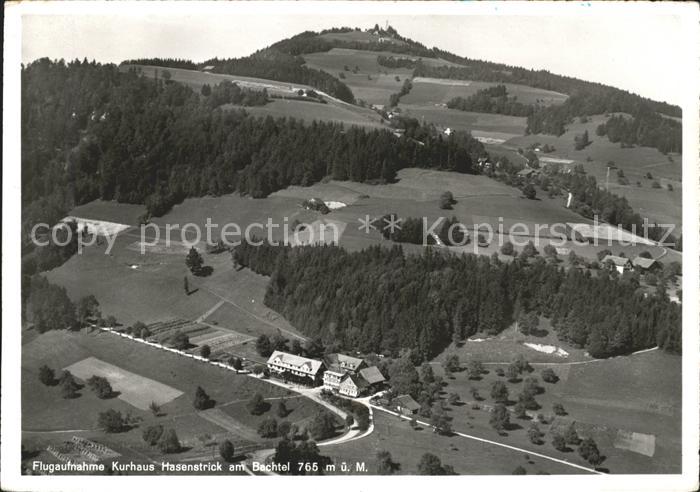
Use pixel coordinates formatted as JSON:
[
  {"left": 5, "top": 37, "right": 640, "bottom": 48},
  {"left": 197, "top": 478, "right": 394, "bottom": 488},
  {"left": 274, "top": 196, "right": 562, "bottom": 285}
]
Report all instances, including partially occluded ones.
[
  {"left": 256, "top": 334, "right": 273, "bottom": 357},
  {"left": 564, "top": 422, "right": 581, "bottom": 445},
  {"left": 345, "top": 414, "right": 355, "bottom": 428},
  {"left": 513, "top": 355, "right": 533, "bottom": 374},
  {"left": 376, "top": 450, "right": 399, "bottom": 475},
  {"left": 161, "top": 69, "right": 172, "bottom": 82},
  {"left": 38, "top": 365, "right": 56, "bottom": 386},
  {"left": 170, "top": 332, "right": 189, "bottom": 350},
  {"left": 506, "top": 363, "right": 520, "bottom": 382},
  {"left": 430, "top": 403, "right": 452, "bottom": 435},
  {"left": 193, "top": 386, "right": 213, "bottom": 410},
  {"left": 149, "top": 401, "right": 161, "bottom": 416},
  {"left": 500, "top": 241, "right": 515, "bottom": 256},
  {"left": 521, "top": 241, "right": 539, "bottom": 259},
  {"left": 258, "top": 418, "right": 279, "bottom": 438},
  {"left": 248, "top": 393, "right": 267, "bottom": 415},
  {"left": 578, "top": 437, "right": 602, "bottom": 466},
  {"left": 290, "top": 339, "right": 304, "bottom": 355},
  {"left": 447, "top": 393, "right": 460, "bottom": 406},
  {"left": 98, "top": 409, "right": 126, "bottom": 433},
  {"left": 443, "top": 354, "right": 460, "bottom": 374},
  {"left": 308, "top": 410, "right": 337, "bottom": 440},
  {"left": 490, "top": 403, "right": 510, "bottom": 433},
  {"left": 552, "top": 403, "right": 567, "bottom": 416},
  {"left": 466, "top": 359, "right": 484, "bottom": 379},
  {"left": 142, "top": 424, "right": 164, "bottom": 445},
  {"left": 491, "top": 381, "right": 509, "bottom": 403},
  {"left": 158, "top": 429, "right": 181, "bottom": 453},
  {"left": 512, "top": 466, "right": 527, "bottom": 475},
  {"left": 543, "top": 244, "right": 558, "bottom": 258},
  {"left": 541, "top": 368, "right": 559, "bottom": 383},
  {"left": 77, "top": 295, "right": 101, "bottom": 326},
  {"left": 60, "top": 371, "right": 80, "bottom": 399},
  {"left": 183, "top": 276, "right": 189, "bottom": 294},
  {"left": 420, "top": 363, "right": 435, "bottom": 384},
  {"left": 219, "top": 439, "right": 235, "bottom": 462},
  {"left": 469, "top": 387, "right": 482, "bottom": 401},
  {"left": 527, "top": 422, "right": 543, "bottom": 444},
  {"left": 185, "top": 247, "right": 203, "bottom": 275},
  {"left": 200, "top": 344, "right": 211, "bottom": 359},
  {"left": 105, "top": 315, "right": 117, "bottom": 328},
  {"left": 87, "top": 375, "right": 114, "bottom": 399},
  {"left": 522, "top": 183, "right": 537, "bottom": 200},
  {"left": 551, "top": 433, "right": 567, "bottom": 451},
  {"left": 201, "top": 84, "right": 212, "bottom": 97},
  {"left": 278, "top": 421, "right": 292, "bottom": 438},
  {"left": 277, "top": 400, "right": 289, "bottom": 418},
  {"left": 417, "top": 453, "right": 453, "bottom": 475},
  {"left": 514, "top": 402, "right": 528, "bottom": 419},
  {"left": 439, "top": 191, "right": 456, "bottom": 210}
]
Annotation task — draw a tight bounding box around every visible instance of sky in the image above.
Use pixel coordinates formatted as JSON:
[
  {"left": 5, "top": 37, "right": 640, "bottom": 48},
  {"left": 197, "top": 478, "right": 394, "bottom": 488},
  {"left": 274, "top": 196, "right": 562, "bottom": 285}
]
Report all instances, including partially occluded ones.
[{"left": 19, "top": 2, "right": 694, "bottom": 106}]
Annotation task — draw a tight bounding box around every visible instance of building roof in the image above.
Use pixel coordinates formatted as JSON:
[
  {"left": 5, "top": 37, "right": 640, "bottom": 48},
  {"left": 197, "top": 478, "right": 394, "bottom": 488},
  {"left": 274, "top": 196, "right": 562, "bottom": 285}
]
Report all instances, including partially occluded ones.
[
  {"left": 602, "top": 255, "right": 631, "bottom": 267},
  {"left": 202, "top": 65, "right": 215, "bottom": 71},
  {"left": 632, "top": 256, "right": 658, "bottom": 269},
  {"left": 359, "top": 366, "right": 385, "bottom": 385},
  {"left": 267, "top": 351, "right": 324, "bottom": 375},
  {"left": 341, "top": 373, "right": 369, "bottom": 390},
  {"left": 325, "top": 353, "right": 364, "bottom": 372},
  {"left": 517, "top": 168, "right": 535, "bottom": 177},
  {"left": 394, "top": 394, "right": 420, "bottom": 411}
]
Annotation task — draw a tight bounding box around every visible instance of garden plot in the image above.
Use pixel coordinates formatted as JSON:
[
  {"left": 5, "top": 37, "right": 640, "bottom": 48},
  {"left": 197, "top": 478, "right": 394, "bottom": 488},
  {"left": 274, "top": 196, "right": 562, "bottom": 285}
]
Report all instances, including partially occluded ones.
[
  {"left": 614, "top": 430, "right": 656, "bottom": 457},
  {"left": 64, "top": 357, "right": 183, "bottom": 410},
  {"left": 61, "top": 216, "right": 130, "bottom": 236}
]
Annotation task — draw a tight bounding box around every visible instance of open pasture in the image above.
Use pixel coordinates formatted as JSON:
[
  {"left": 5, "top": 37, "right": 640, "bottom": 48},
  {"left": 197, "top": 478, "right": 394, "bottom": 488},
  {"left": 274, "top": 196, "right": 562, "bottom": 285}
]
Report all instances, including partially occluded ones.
[
  {"left": 403, "top": 77, "right": 568, "bottom": 107},
  {"left": 400, "top": 104, "right": 527, "bottom": 137},
  {"left": 222, "top": 98, "right": 385, "bottom": 129},
  {"left": 64, "top": 357, "right": 183, "bottom": 410},
  {"left": 428, "top": 347, "right": 681, "bottom": 474},
  {"left": 67, "top": 200, "right": 146, "bottom": 227},
  {"left": 61, "top": 216, "right": 131, "bottom": 237}
]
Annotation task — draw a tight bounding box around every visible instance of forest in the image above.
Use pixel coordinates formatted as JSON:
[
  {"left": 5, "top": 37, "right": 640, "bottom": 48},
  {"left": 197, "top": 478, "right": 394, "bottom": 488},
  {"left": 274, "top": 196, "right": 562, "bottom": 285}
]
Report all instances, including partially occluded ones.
[
  {"left": 21, "top": 58, "right": 486, "bottom": 238},
  {"left": 446, "top": 85, "right": 533, "bottom": 117},
  {"left": 233, "top": 242, "right": 681, "bottom": 360}
]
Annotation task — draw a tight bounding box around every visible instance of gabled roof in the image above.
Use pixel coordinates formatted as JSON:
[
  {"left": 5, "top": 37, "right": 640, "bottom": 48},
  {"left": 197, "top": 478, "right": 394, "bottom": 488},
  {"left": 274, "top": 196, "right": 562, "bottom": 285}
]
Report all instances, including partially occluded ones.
[
  {"left": 341, "top": 373, "right": 369, "bottom": 389},
  {"left": 267, "top": 351, "right": 324, "bottom": 375},
  {"left": 394, "top": 394, "right": 420, "bottom": 411},
  {"left": 325, "top": 353, "right": 364, "bottom": 372},
  {"left": 632, "top": 256, "right": 658, "bottom": 269},
  {"left": 602, "top": 255, "right": 631, "bottom": 267},
  {"left": 359, "top": 366, "right": 385, "bottom": 385}
]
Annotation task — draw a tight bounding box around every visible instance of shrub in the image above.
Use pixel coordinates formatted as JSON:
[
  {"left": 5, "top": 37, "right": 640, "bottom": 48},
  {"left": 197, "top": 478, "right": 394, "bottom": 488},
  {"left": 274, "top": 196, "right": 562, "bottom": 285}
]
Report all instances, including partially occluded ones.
[
  {"left": 258, "top": 418, "right": 278, "bottom": 438},
  {"left": 38, "top": 365, "right": 56, "bottom": 386},
  {"left": 142, "top": 424, "right": 164, "bottom": 445}
]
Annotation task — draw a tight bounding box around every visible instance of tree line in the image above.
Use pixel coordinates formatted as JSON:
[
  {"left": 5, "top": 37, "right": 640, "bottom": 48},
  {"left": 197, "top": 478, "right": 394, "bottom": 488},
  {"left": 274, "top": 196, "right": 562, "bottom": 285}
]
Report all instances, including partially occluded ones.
[
  {"left": 232, "top": 242, "right": 681, "bottom": 360},
  {"left": 446, "top": 85, "right": 533, "bottom": 117}
]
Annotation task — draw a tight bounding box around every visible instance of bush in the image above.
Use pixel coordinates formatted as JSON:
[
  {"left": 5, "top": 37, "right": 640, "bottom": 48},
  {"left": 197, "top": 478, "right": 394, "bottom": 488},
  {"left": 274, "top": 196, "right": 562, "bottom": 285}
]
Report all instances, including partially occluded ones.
[
  {"left": 248, "top": 393, "right": 267, "bottom": 415},
  {"left": 193, "top": 386, "right": 213, "bottom": 410},
  {"left": 158, "top": 429, "right": 181, "bottom": 454},
  {"left": 258, "top": 418, "right": 278, "bottom": 438},
  {"left": 87, "top": 375, "right": 114, "bottom": 399},
  {"left": 541, "top": 368, "right": 559, "bottom": 383},
  {"left": 38, "top": 365, "right": 56, "bottom": 386},
  {"left": 552, "top": 433, "right": 567, "bottom": 451},
  {"left": 142, "top": 424, "right": 164, "bottom": 445},
  {"left": 219, "top": 439, "right": 235, "bottom": 462},
  {"left": 98, "top": 409, "right": 126, "bottom": 433},
  {"left": 552, "top": 403, "right": 567, "bottom": 416}
]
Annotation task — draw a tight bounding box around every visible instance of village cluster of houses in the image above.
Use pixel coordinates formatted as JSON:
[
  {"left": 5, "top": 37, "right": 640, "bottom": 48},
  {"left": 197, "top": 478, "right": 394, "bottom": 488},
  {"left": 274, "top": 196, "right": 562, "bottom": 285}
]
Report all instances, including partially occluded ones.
[
  {"left": 600, "top": 254, "right": 661, "bottom": 275},
  {"left": 266, "top": 350, "right": 386, "bottom": 398}
]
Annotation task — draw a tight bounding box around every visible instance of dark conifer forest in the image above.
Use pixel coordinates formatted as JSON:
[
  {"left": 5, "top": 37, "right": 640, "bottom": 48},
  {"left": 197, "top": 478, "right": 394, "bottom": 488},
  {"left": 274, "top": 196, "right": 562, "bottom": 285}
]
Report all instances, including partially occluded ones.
[{"left": 233, "top": 242, "right": 681, "bottom": 360}]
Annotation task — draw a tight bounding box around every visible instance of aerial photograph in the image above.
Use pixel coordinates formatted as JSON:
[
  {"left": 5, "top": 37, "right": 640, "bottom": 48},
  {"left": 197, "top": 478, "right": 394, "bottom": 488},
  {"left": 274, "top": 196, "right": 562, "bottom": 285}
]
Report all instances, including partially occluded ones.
[{"left": 4, "top": 2, "right": 698, "bottom": 490}]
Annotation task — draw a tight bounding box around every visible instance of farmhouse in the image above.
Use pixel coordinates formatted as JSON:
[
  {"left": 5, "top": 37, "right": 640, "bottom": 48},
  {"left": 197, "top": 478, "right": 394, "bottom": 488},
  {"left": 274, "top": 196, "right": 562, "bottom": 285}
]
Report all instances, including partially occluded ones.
[
  {"left": 602, "top": 255, "right": 633, "bottom": 274},
  {"left": 632, "top": 256, "right": 660, "bottom": 272},
  {"left": 517, "top": 168, "right": 537, "bottom": 178},
  {"left": 338, "top": 374, "right": 369, "bottom": 398},
  {"left": 359, "top": 366, "right": 386, "bottom": 387},
  {"left": 394, "top": 394, "right": 420, "bottom": 416},
  {"left": 201, "top": 65, "right": 215, "bottom": 72},
  {"left": 323, "top": 353, "right": 366, "bottom": 390},
  {"left": 267, "top": 351, "right": 325, "bottom": 386}
]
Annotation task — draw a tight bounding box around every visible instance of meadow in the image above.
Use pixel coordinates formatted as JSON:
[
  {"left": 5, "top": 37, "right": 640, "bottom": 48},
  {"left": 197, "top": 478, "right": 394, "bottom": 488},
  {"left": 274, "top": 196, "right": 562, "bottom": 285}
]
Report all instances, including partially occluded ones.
[
  {"left": 403, "top": 77, "right": 568, "bottom": 107},
  {"left": 399, "top": 104, "right": 527, "bottom": 138}
]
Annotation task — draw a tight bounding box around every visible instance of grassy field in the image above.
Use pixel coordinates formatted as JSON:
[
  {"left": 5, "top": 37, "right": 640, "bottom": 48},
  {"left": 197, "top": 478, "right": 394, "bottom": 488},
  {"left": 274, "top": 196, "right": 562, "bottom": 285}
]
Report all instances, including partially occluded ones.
[
  {"left": 400, "top": 104, "right": 527, "bottom": 138},
  {"left": 303, "top": 48, "right": 460, "bottom": 106},
  {"left": 324, "top": 411, "right": 581, "bottom": 475},
  {"left": 221, "top": 99, "right": 384, "bottom": 129},
  {"left": 425, "top": 348, "right": 681, "bottom": 474},
  {"left": 21, "top": 329, "right": 335, "bottom": 472},
  {"left": 403, "top": 77, "right": 568, "bottom": 107},
  {"left": 502, "top": 114, "right": 682, "bottom": 228}
]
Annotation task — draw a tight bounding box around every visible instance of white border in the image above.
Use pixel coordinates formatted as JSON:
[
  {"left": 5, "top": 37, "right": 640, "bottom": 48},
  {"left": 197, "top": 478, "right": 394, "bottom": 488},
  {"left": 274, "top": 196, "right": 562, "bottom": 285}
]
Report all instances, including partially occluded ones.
[{"left": 3, "top": 2, "right": 699, "bottom": 492}]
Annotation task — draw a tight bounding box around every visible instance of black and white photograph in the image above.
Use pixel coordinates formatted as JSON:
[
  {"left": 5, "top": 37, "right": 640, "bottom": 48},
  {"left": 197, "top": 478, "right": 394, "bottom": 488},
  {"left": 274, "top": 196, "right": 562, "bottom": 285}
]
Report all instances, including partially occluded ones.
[{"left": 2, "top": 1, "right": 699, "bottom": 491}]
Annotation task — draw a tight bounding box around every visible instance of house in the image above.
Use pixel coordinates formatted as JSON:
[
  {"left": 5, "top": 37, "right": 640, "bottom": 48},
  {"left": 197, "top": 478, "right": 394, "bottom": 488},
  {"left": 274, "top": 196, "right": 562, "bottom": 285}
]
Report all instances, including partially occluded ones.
[
  {"left": 393, "top": 394, "right": 420, "bottom": 416},
  {"left": 602, "top": 255, "right": 633, "bottom": 274},
  {"left": 517, "top": 168, "right": 537, "bottom": 178},
  {"left": 267, "top": 351, "right": 325, "bottom": 386},
  {"left": 443, "top": 127, "right": 453, "bottom": 136},
  {"left": 202, "top": 65, "right": 215, "bottom": 72},
  {"left": 323, "top": 353, "right": 366, "bottom": 390},
  {"left": 338, "top": 374, "right": 369, "bottom": 398},
  {"left": 632, "top": 256, "right": 660, "bottom": 272}
]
